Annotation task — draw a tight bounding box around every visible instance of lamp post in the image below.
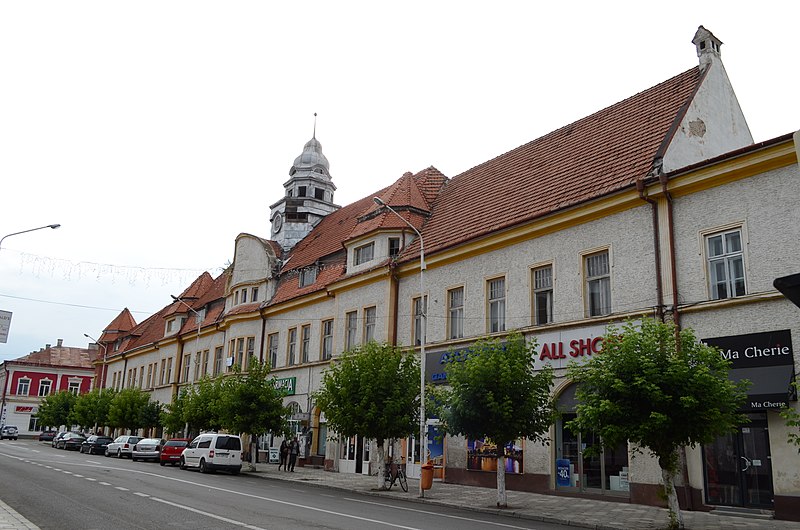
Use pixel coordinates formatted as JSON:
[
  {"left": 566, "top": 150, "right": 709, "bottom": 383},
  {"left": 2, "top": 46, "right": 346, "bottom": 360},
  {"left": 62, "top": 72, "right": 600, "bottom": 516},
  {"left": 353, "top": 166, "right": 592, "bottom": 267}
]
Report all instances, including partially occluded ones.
[
  {"left": 84, "top": 333, "right": 108, "bottom": 390},
  {"left": 171, "top": 295, "right": 202, "bottom": 384},
  {"left": 0, "top": 224, "right": 60, "bottom": 250},
  {"left": 373, "top": 196, "right": 428, "bottom": 497}
]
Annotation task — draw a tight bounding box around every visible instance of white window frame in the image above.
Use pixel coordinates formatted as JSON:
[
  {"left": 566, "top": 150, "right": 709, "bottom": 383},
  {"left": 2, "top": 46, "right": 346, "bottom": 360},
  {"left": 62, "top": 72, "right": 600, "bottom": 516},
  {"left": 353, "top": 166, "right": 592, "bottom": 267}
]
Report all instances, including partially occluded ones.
[
  {"left": 321, "top": 319, "right": 334, "bottom": 360},
  {"left": 300, "top": 325, "right": 311, "bottom": 363},
  {"left": 38, "top": 378, "right": 52, "bottom": 397},
  {"left": 17, "top": 378, "right": 31, "bottom": 396},
  {"left": 413, "top": 296, "right": 427, "bottom": 346},
  {"left": 68, "top": 379, "right": 81, "bottom": 395},
  {"left": 354, "top": 242, "right": 375, "bottom": 266},
  {"left": 584, "top": 249, "right": 611, "bottom": 317},
  {"left": 704, "top": 226, "right": 746, "bottom": 300},
  {"left": 345, "top": 311, "right": 358, "bottom": 351},
  {"left": 532, "top": 264, "right": 554, "bottom": 326},
  {"left": 447, "top": 287, "right": 464, "bottom": 340},
  {"left": 487, "top": 277, "right": 506, "bottom": 333},
  {"left": 268, "top": 334, "right": 279, "bottom": 369},
  {"left": 287, "top": 328, "right": 297, "bottom": 366},
  {"left": 299, "top": 267, "right": 317, "bottom": 288}
]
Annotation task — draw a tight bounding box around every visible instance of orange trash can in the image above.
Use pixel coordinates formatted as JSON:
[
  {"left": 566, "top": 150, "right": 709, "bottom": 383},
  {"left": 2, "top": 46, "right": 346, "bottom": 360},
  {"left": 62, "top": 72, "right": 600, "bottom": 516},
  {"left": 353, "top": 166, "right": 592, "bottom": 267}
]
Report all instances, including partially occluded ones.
[{"left": 420, "top": 462, "right": 434, "bottom": 490}]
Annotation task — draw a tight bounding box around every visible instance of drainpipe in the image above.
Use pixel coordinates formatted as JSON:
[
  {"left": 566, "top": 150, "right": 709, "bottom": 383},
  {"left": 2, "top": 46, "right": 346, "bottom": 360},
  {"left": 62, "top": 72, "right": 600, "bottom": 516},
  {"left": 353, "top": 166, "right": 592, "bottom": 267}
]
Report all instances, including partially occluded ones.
[
  {"left": 636, "top": 178, "right": 664, "bottom": 320},
  {"left": 658, "top": 172, "right": 681, "bottom": 330},
  {"left": 259, "top": 312, "right": 267, "bottom": 364}
]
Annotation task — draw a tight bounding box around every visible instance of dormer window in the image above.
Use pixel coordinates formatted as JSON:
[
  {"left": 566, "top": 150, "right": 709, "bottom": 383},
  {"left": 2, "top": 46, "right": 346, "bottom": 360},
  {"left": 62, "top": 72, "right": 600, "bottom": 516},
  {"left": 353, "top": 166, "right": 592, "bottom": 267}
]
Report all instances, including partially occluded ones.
[
  {"left": 389, "top": 237, "right": 401, "bottom": 258},
  {"left": 234, "top": 291, "right": 239, "bottom": 305},
  {"left": 252, "top": 287, "right": 259, "bottom": 302},
  {"left": 354, "top": 242, "right": 375, "bottom": 265},
  {"left": 299, "top": 267, "right": 317, "bottom": 288},
  {"left": 166, "top": 318, "right": 176, "bottom": 333},
  {"left": 241, "top": 288, "right": 247, "bottom": 303}
]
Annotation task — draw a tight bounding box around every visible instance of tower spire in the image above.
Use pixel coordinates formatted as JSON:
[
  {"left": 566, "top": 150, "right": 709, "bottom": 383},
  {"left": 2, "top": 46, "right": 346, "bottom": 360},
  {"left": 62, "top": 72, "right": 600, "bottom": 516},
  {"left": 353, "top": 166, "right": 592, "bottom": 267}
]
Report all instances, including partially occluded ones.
[{"left": 313, "top": 112, "right": 317, "bottom": 139}]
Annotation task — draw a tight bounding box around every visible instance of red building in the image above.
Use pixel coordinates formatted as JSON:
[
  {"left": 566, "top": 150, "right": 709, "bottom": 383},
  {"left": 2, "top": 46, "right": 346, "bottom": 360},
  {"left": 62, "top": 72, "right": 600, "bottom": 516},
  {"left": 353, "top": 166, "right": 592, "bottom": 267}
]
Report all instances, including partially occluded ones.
[{"left": 0, "top": 339, "right": 97, "bottom": 436}]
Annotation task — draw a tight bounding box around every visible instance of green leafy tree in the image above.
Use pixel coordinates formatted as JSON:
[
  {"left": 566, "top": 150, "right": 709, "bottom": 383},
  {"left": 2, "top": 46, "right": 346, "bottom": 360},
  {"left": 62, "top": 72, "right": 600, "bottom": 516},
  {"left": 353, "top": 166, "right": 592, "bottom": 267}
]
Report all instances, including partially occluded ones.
[
  {"left": 780, "top": 381, "right": 800, "bottom": 450},
  {"left": 141, "top": 400, "right": 162, "bottom": 435},
  {"left": 71, "top": 389, "right": 116, "bottom": 432},
  {"left": 184, "top": 376, "right": 225, "bottom": 434},
  {"left": 161, "top": 388, "right": 189, "bottom": 437},
  {"left": 442, "top": 333, "right": 555, "bottom": 507},
  {"left": 219, "top": 359, "right": 290, "bottom": 465},
  {"left": 567, "top": 318, "right": 748, "bottom": 530},
  {"left": 314, "top": 342, "right": 420, "bottom": 489},
  {"left": 37, "top": 391, "right": 77, "bottom": 430},
  {"left": 108, "top": 388, "right": 153, "bottom": 433}
]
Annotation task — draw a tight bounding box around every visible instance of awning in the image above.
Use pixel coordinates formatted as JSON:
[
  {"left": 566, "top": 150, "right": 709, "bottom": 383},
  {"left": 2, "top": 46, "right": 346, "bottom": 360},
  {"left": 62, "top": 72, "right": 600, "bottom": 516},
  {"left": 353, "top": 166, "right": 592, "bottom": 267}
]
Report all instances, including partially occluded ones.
[{"left": 729, "top": 365, "right": 796, "bottom": 411}]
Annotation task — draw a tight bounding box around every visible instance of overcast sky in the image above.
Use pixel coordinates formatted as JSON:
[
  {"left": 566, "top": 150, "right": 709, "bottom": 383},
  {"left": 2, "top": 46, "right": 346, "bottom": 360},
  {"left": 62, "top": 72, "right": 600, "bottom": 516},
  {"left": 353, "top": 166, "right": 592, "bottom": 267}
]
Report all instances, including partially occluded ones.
[{"left": 1, "top": 1, "right": 798, "bottom": 362}]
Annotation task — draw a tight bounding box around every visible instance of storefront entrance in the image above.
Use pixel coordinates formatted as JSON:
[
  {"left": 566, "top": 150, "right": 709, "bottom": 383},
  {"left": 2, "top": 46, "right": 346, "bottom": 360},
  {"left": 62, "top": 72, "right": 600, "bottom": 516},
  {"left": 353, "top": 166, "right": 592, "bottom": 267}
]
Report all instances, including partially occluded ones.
[{"left": 703, "top": 413, "right": 773, "bottom": 508}]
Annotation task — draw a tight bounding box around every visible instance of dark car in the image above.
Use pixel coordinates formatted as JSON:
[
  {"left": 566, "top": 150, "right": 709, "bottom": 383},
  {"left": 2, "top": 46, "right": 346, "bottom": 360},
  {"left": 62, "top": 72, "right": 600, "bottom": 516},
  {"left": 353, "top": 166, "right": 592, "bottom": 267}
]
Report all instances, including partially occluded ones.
[
  {"left": 159, "top": 438, "right": 190, "bottom": 466},
  {"left": 52, "top": 432, "right": 68, "bottom": 448},
  {"left": 80, "top": 435, "right": 113, "bottom": 455},
  {"left": 38, "top": 430, "right": 57, "bottom": 442},
  {"left": 57, "top": 432, "right": 86, "bottom": 450}
]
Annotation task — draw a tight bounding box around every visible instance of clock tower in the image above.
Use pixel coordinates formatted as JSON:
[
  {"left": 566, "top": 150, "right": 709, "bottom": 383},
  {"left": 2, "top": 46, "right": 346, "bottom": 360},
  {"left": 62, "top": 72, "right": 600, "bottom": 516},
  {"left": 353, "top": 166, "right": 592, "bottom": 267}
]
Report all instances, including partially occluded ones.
[{"left": 269, "top": 133, "right": 339, "bottom": 251}]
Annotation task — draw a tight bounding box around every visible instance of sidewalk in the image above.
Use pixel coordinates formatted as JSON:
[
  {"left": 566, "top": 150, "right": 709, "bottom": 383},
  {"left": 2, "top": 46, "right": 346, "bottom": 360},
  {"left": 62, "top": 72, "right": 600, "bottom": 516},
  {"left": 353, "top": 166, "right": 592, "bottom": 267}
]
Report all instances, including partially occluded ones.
[
  {"left": 247, "top": 461, "right": 797, "bottom": 530},
  {"left": 0, "top": 498, "right": 38, "bottom": 530}
]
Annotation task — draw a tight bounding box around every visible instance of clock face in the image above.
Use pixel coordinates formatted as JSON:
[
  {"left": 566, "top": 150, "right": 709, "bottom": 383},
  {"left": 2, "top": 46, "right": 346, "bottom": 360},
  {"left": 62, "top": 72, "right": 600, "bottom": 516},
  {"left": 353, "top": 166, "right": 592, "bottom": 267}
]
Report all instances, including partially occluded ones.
[{"left": 273, "top": 213, "right": 283, "bottom": 234}]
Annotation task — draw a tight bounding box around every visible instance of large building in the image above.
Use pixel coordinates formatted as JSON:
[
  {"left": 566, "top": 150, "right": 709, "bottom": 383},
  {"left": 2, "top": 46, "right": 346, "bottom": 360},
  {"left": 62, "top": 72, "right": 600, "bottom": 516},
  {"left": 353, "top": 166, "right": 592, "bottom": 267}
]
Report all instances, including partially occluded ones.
[{"left": 95, "top": 27, "right": 799, "bottom": 520}]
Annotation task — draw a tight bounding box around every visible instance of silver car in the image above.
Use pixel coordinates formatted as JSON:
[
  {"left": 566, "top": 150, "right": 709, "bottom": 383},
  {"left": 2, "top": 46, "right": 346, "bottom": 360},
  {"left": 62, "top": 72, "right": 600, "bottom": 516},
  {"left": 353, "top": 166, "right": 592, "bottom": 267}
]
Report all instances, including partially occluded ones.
[
  {"left": 105, "top": 435, "right": 143, "bottom": 458},
  {"left": 131, "top": 438, "right": 164, "bottom": 462}
]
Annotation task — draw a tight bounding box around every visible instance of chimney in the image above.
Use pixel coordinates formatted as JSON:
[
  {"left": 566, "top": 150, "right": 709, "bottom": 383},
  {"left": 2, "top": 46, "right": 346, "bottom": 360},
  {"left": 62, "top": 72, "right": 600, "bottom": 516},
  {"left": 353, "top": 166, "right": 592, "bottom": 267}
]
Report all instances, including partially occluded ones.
[
  {"left": 692, "top": 25, "right": 722, "bottom": 70},
  {"left": 57, "top": 338, "right": 63, "bottom": 347}
]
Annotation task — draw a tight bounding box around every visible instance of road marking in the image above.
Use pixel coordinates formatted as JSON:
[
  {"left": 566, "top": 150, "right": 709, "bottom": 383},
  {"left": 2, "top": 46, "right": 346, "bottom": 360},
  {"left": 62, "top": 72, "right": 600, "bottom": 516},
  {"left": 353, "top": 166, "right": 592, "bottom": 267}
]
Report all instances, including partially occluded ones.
[
  {"left": 73, "top": 474, "right": 84, "bottom": 478},
  {"left": 133, "top": 492, "right": 149, "bottom": 498},
  {"left": 115, "top": 487, "right": 129, "bottom": 491},
  {"left": 99, "top": 482, "right": 111, "bottom": 486},
  {"left": 85, "top": 478, "right": 97, "bottom": 482},
  {"left": 150, "top": 497, "right": 266, "bottom": 530},
  {"left": 344, "top": 498, "right": 534, "bottom": 529}
]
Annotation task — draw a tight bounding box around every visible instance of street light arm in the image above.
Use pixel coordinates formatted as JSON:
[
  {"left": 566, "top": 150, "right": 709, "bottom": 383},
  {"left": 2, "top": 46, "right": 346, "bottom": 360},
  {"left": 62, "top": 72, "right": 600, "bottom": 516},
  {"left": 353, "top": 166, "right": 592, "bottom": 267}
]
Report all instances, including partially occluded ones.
[{"left": 0, "top": 224, "right": 61, "bottom": 250}]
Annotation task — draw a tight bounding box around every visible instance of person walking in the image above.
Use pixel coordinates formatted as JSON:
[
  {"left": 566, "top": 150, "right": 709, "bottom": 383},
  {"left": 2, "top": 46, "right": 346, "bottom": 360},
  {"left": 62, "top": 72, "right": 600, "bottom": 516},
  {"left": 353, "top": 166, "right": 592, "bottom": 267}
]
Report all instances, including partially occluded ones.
[
  {"left": 288, "top": 436, "right": 300, "bottom": 472},
  {"left": 279, "top": 439, "right": 288, "bottom": 471}
]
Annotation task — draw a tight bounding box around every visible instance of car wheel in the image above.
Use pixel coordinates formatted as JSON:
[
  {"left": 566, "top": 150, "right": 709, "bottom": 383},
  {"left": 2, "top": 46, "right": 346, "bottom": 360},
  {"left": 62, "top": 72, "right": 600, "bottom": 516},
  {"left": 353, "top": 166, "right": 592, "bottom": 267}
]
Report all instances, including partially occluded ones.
[
  {"left": 199, "top": 459, "right": 208, "bottom": 474},
  {"left": 159, "top": 461, "right": 165, "bottom": 466},
  {"left": 132, "top": 456, "right": 137, "bottom": 462},
  {"left": 104, "top": 448, "right": 110, "bottom": 457},
  {"left": 117, "top": 449, "right": 122, "bottom": 458},
  {"left": 179, "top": 457, "right": 186, "bottom": 470}
]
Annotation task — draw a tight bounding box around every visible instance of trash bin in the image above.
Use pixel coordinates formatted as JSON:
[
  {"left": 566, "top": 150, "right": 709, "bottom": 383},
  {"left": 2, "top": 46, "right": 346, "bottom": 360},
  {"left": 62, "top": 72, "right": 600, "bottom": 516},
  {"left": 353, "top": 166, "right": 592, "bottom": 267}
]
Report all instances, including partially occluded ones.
[{"left": 420, "top": 462, "right": 434, "bottom": 491}]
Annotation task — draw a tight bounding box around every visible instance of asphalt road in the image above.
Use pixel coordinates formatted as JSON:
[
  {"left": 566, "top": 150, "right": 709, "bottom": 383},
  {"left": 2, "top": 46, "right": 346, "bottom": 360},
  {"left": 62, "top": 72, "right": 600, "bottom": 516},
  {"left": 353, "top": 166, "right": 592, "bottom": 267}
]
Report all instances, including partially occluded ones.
[{"left": 0, "top": 439, "right": 566, "bottom": 530}]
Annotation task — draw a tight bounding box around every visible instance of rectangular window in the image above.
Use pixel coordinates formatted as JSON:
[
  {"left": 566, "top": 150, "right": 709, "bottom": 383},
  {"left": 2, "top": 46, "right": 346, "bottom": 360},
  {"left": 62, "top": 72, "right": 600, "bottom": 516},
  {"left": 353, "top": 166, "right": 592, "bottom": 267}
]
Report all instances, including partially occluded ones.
[
  {"left": 447, "top": 287, "right": 464, "bottom": 340},
  {"left": 364, "top": 306, "right": 376, "bottom": 343},
  {"left": 68, "top": 381, "right": 80, "bottom": 395},
  {"left": 234, "top": 291, "right": 239, "bottom": 305},
  {"left": 183, "top": 354, "right": 191, "bottom": 382},
  {"left": 533, "top": 265, "right": 553, "bottom": 325},
  {"left": 389, "top": 237, "right": 401, "bottom": 258},
  {"left": 165, "top": 357, "right": 173, "bottom": 384},
  {"left": 487, "top": 277, "right": 506, "bottom": 333},
  {"left": 200, "top": 350, "right": 208, "bottom": 377},
  {"left": 194, "top": 352, "right": 202, "bottom": 380},
  {"left": 251, "top": 287, "right": 259, "bottom": 302},
  {"left": 413, "top": 296, "right": 427, "bottom": 346},
  {"left": 138, "top": 366, "right": 144, "bottom": 388},
  {"left": 321, "top": 319, "right": 333, "bottom": 360},
  {"left": 236, "top": 338, "right": 245, "bottom": 370},
  {"left": 301, "top": 325, "right": 311, "bottom": 363},
  {"left": 300, "top": 267, "right": 317, "bottom": 287},
  {"left": 354, "top": 242, "right": 375, "bottom": 265},
  {"left": 38, "top": 380, "right": 52, "bottom": 397},
  {"left": 214, "top": 346, "right": 224, "bottom": 376},
  {"left": 345, "top": 311, "right": 358, "bottom": 350},
  {"left": 241, "top": 289, "right": 247, "bottom": 303},
  {"left": 585, "top": 251, "right": 611, "bottom": 317},
  {"left": 707, "top": 229, "right": 745, "bottom": 299},
  {"left": 268, "top": 333, "right": 279, "bottom": 368},
  {"left": 160, "top": 359, "right": 167, "bottom": 385},
  {"left": 166, "top": 319, "right": 175, "bottom": 333},
  {"left": 246, "top": 337, "right": 255, "bottom": 370},
  {"left": 146, "top": 364, "right": 153, "bottom": 389},
  {"left": 287, "top": 328, "right": 297, "bottom": 366}
]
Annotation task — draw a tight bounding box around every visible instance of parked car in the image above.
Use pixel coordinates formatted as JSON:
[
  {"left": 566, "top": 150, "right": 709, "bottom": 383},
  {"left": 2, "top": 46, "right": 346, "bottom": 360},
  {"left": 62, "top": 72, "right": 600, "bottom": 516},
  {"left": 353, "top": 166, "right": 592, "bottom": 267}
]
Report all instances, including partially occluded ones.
[
  {"left": 80, "top": 435, "right": 114, "bottom": 455},
  {"left": 131, "top": 438, "right": 164, "bottom": 462},
  {"left": 105, "top": 435, "right": 143, "bottom": 458},
  {"left": 0, "top": 425, "right": 19, "bottom": 440},
  {"left": 38, "top": 430, "right": 57, "bottom": 442},
  {"left": 51, "top": 432, "right": 68, "bottom": 448},
  {"left": 159, "top": 438, "right": 190, "bottom": 466},
  {"left": 180, "top": 433, "right": 242, "bottom": 474},
  {"left": 57, "top": 432, "right": 86, "bottom": 450}
]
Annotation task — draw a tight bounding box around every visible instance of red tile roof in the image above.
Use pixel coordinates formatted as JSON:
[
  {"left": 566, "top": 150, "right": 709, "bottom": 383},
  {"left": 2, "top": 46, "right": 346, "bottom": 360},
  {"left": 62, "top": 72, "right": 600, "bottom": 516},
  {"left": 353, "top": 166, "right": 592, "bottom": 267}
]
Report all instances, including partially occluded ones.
[
  {"left": 100, "top": 308, "right": 137, "bottom": 344},
  {"left": 13, "top": 344, "right": 97, "bottom": 369},
  {"left": 418, "top": 67, "right": 702, "bottom": 256}
]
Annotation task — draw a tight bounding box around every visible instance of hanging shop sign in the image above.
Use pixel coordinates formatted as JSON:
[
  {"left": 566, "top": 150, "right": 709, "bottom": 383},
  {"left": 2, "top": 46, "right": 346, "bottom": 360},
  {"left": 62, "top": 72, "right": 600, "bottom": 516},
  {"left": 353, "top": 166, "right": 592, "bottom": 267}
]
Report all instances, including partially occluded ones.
[{"left": 273, "top": 377, "right": 296, "bottom": 396}]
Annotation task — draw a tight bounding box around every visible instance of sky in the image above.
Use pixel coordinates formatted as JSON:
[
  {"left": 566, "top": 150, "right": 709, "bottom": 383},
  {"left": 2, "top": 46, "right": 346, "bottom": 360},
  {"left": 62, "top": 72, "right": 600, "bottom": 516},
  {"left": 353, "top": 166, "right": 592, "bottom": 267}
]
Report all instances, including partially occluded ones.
[{"left": 1, "top": 1, "right": 798, "bottom": 362}]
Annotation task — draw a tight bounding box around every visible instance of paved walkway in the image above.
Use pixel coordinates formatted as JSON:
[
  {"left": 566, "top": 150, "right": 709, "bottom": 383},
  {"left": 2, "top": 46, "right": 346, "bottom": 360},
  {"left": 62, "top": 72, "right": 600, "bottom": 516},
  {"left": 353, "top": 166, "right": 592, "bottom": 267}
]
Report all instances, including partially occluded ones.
[
  {"left": 0, "top": 499, "right": 38, "bottom": 530},
  {"left": 246, "top": 461, "right": 799, "bottom": 530}
]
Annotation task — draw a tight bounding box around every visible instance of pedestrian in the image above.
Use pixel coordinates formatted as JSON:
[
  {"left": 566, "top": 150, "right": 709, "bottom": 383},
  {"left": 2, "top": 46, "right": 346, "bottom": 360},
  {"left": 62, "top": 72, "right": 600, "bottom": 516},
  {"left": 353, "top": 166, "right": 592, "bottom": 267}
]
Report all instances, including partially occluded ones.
[
  {"left": 288, "top": 436, "right": 300, "bottom": 472},
  {"left": 279, "top": 439, "right": 288, "bottom": 471}
]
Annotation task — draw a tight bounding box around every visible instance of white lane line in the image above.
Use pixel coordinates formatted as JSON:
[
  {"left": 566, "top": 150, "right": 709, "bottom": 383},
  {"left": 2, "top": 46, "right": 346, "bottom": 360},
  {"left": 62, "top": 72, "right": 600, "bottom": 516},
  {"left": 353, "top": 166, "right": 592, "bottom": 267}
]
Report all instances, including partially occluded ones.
[
  {"left": 115, "top": 487, "right": 129, "bottom": 491},
  {"left": 73, "top": 474, "right": 84, "bottom": 478},
  {"left": 85, "top": 478, "right": 97, "bottom": 482},
  {"left": 150, "top": 497, "right": 266, "bottom": 530},
  {"left": 99, "top": 482, "right": 111, "bottom": 486},
  {"left": 344, "top": 498, "right": 535, "bottom": 530},
  {"left": 62, "top": 471, "right": 73, "bottom": 475},
  {"left": 133, "top": 492, "right": 149, "bottom": 498}
]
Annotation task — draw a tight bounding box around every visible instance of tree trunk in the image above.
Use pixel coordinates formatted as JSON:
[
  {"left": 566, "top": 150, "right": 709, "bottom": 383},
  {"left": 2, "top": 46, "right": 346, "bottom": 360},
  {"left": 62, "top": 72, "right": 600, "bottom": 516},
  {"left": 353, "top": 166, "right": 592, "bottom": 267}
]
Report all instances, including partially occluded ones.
[
  {"left": 661, "top": 466, "right": 684, "bottom": 529},
  {"left": 375, "top": 439, "right": 386, "bottom": 490},
  {"left": 497, "top": 450, "right": 507, "bottom": 507}
]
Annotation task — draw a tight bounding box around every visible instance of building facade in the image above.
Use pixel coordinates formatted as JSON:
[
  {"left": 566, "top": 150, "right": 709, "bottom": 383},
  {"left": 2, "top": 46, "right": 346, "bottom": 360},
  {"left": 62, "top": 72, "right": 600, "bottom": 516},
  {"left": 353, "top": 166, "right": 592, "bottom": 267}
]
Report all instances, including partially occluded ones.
[{"left": 94, "top": 27, "right": 799, "bottom": 519}]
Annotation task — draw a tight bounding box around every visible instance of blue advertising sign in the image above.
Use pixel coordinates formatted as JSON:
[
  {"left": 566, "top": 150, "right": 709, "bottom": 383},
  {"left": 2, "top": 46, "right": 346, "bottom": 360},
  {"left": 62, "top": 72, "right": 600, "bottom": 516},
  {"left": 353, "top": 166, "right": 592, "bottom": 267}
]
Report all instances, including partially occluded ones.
[{"left": 556, "top": 458, "right": 571, "bottom": 487}]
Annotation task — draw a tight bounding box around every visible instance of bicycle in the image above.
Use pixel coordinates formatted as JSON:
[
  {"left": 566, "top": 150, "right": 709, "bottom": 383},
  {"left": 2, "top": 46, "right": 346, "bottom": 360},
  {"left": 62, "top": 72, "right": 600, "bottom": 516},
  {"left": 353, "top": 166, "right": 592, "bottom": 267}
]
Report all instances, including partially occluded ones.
[{"left": 383, "top": 458, "right": 408, "bottom": 492}]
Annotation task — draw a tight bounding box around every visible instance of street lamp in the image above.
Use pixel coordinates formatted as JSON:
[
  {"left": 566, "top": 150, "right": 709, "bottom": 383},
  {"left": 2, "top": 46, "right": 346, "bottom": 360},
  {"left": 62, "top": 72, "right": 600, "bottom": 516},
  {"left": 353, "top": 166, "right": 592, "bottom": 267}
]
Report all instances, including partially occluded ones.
[
  {"left": 84, "top": 333, "right": 108, "bottom": 390},
  {"left": 171, "top": 295, "right": 202, "bottom": 383},
  {"left": 373, "top": 196, "right": 428, "bottom": 497},
  {"left": 0, "top": 224, "right": 61, "bottom": 250}
]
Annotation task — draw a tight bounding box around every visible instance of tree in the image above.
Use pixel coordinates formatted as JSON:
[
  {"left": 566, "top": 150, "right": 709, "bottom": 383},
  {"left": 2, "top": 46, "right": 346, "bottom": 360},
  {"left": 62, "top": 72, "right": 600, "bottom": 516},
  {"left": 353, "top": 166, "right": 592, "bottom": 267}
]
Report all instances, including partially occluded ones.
[
  {"left": 567, "top": 318, "right": 748, "bottom": 530},
  {"left": 441, "top": 333, "right": 555, "bottom": 507},
  {"left": 780, "top": 381, "right": 800, "bottom": 450},
  {"left": 71, "top": 388, "right": 116, "bottom": 432},
  {"left": 314, "top": 342, "right": 420, "bottom": 489},
  {"left": 218, "top": 359, "right": 290, "bottom": 466},
  {"left": 141, "top": 400, "right": 162, "bottom": 435},
  {"left": 37, "top": 391, "right": 77, "bottom": 430},
  {"left": 108, "top": 388, "right": 153, "bottom": 433},
  {"left": 183, "top": 376, "right": 224, "bottom": 434},
  {"left": 161, "top": 388, "right": 189, "bottom": 437}
]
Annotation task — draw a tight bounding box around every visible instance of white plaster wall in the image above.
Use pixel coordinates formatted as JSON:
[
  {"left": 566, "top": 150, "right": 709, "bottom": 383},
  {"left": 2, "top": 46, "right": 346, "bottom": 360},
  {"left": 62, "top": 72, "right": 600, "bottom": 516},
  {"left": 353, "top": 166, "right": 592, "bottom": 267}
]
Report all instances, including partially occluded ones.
[
  {"left": 662, "top": 60, "right": 753, "bottom": 173},
  {"left": 265, "top": 296, "right": 336, "bottom": 371},
  {"left": 399, "top": 205, "right": 657, "bottom": 348},
  {"left": 673, "top": 165, "right": 800, "bottom": 301},
  {"left": 231, "top": 235, "right": 275, "bottom": 287},
  {"left": 332, "top": 279, "right": 393, "bottom": 349}
]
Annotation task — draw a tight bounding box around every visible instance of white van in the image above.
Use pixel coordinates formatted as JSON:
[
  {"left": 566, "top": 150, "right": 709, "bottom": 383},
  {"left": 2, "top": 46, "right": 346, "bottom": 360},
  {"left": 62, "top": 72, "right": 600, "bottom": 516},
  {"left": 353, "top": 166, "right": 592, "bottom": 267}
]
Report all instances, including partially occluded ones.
[{"left": 180, "top": 433, "right": 242, "bottom": 475}]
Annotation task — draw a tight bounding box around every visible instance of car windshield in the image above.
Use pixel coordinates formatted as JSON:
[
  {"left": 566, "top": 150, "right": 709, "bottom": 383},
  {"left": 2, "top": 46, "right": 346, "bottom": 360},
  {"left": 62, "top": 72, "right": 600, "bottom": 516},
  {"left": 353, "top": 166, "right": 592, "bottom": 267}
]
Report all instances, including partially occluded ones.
[
  {"left": 96, "top": 437, "right": 112, "bottom": 443},
  {"left": 215, "top": 436, "right": 241, "bottom": 450}
]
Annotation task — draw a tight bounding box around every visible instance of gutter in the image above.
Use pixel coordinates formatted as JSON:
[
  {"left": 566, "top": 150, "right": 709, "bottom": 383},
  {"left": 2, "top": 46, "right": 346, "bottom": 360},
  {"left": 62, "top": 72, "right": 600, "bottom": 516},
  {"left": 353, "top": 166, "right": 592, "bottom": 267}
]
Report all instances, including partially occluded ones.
[{"left": 636, "top": 179, "right": 664, "bottom": 319}]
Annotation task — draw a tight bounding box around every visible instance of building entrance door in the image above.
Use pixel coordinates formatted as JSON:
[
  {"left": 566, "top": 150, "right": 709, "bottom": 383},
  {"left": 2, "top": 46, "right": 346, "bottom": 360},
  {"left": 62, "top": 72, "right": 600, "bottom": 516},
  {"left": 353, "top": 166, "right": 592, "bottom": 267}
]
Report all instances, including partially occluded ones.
[{"left": 704, "top": 414, "right": 773, "bottom": 508}]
